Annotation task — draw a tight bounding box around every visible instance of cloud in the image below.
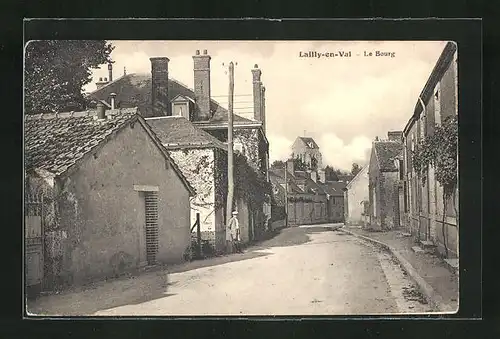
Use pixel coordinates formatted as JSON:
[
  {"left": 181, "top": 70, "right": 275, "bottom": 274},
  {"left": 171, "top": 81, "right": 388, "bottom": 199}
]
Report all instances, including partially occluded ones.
[
  {"left": 267, "top": 134, "right": 293, "bottom": 163},
  {"left": 319, "top": 134, "right": 372, "bottom": 171}
]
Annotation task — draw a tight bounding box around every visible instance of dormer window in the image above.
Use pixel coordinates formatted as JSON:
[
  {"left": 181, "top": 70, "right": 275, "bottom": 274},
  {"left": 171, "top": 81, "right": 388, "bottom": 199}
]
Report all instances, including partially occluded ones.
[{"left": 171, "top": 94, "right": 194, "bottom": 120}]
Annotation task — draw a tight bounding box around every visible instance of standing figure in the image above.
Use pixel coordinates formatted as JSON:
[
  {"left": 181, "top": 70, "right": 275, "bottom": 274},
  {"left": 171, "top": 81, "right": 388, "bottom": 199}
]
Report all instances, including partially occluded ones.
[{"left": 227, "top": 210, "right": 243, "bottom": 253}]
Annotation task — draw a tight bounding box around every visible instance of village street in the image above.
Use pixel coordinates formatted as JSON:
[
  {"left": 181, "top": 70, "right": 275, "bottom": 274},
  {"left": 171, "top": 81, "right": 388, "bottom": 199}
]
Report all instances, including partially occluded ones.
[{"left": 28, "top": 224, "right": 432, "bottom": 316}]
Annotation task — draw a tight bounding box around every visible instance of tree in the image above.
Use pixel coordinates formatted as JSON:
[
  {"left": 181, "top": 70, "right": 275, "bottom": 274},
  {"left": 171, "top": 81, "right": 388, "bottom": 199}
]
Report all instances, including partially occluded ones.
[
  {"left": 24, "top": 40, "right": 114, "bottom": 114},
  {"left": 324, "top": 165, "right": 339, "bottom": 181},
  {"left": 293, "top": 156, "right": 308, "bottom": 171},
  {"left": 310, "top": 155, "right": 318, "bottom": 171},
  {"left": 271, "top": 160, "right": 285, "bottom": 169},
  {"left": 351, "top": 163, "right": 361, "bottom": 176}
]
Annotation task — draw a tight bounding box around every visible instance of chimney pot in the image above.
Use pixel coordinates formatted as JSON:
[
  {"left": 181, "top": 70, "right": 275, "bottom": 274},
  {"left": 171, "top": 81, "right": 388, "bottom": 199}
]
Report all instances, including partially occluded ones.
[
  {"left": 104, "top": 77, "right": 107, "bottom": 82},
  {"left": 203, "top": 49, "right": 208, "bottom": 55},
  {"left": 196, "top": 50, "right": 200, "bottom": 55},
  {"left": 99, "top": 77, "right": 103, "bottom": 81},
  {"left": 96, "top": 102, "right": 106, "bottom": 119},
  {"left": 254, "top": 64, "right": 259, "bottom": 68}
]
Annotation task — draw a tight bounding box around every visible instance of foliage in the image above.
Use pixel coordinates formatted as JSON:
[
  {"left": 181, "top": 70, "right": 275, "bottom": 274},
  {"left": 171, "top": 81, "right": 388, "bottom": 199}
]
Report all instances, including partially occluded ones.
[
  {"left": 271, "top": 160, "right": 285, "bottom": 169},
  {"left": 412, "top": 115, "right": 458, "bottom": 258},
  {"left": 412, "top": 115, "right": 458, "bottom": 195},
  {"left": 214, "top": 150, "right": 271, "bottom": 213},
  {"left": 234, "top": 153, "right": 272, "bottom": 210},
  {"left": 24, "top": 40, "right": 114, "bottom": 114},
  {"left": 310, "top": 156, "right": 318, "bottom": 171},
  {"left": 351, "top": 163, "right": 362, "bottom": 176},
  {"left": 170, "top": 149, "right": 218, "bottom": 211},
  {"left": 293, "top": 156, "right": 308, "bottom": 171}
]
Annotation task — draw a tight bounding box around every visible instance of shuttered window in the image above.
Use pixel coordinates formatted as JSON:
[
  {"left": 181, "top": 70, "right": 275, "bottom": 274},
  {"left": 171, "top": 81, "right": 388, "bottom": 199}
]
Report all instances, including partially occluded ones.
[{"left": 144, "top": 191, "right": 159, "bottom": 265}]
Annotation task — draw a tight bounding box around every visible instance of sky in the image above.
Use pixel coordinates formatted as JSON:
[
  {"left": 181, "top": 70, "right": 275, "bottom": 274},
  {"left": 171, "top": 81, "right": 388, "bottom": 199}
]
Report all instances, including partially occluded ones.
[{"left": 85, "top": 40, "right": 448, "bottom": 171}]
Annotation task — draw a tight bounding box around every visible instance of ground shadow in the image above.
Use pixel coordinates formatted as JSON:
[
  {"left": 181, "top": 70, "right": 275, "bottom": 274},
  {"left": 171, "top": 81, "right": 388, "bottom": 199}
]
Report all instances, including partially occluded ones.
[
  {"left": 251, "top": 225, "right": 340, "bottom": 250},
  {"left": 167, "top": 251, "right": 273, "bottom": 274},
  {"left": 27, "top": 272, "right": 177, "bottom": 316}
]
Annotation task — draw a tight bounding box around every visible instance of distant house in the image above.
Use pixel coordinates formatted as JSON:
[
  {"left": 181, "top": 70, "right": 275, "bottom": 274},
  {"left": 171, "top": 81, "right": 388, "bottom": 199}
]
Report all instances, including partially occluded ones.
[
  {"left": 89, "top": 52, "right": 271, "bottom": 240},
  {"left": 344, "top": 164, "right": 369, "bottom": 226},
  {"left": 368, "top": 133, "right": 404, "bottom": 230},
  {"left": 321, "top": 181, "right": 347, "bottom": 223},
  {"left": 401, "top": 41, "right": 458, "bottom": 258},
  {"left": 269, "top": 159, "right": 346, "bottom": 226},
  {"left": 291, "top": 136, "right": 323, "bottom": 170},
  {"left": 24, "top": 107, "right": 195, "bottom": 291}
]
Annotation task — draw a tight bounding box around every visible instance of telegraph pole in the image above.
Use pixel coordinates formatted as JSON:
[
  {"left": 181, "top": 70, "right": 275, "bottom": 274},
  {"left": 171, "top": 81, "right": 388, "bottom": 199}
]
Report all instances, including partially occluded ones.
[
  {"left": 226, "top": 62, "right": 235, "bottom": 229},
  {"left": 284, "top": 161, "right": 289, "bottom": 228}
]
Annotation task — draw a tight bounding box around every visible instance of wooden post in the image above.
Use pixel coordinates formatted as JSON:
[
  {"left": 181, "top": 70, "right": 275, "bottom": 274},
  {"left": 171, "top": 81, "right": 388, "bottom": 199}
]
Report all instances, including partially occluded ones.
[
  {"left": 284, "top": 163, "right": 288, "bottom": 228},
  {"left": 196, "top": 213, "right": 201, "bottom": 258},
  {"left": 226, "top": 62, "right": 235, "bottom": 240}
]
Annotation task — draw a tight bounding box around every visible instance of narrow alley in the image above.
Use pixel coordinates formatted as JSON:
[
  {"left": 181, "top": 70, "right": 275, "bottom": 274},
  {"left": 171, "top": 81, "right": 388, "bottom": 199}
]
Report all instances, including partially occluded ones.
[{"left": 28, "top": 224, "right": 432, "bottom": 316}]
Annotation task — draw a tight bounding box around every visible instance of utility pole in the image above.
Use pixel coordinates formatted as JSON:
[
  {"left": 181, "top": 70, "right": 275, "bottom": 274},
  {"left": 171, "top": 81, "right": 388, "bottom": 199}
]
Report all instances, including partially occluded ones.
[
  {"left": 284, "top": 162, "right": 288, "bottom": 228},
  {"left": 226, "top": 62, "right": 235, "bottom": 230}
]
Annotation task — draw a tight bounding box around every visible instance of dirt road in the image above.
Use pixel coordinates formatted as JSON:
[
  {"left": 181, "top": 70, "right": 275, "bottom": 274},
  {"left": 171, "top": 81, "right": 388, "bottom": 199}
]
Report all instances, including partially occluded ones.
[{"left": 28, "top": 224, "right": 431, "bottom": 316}]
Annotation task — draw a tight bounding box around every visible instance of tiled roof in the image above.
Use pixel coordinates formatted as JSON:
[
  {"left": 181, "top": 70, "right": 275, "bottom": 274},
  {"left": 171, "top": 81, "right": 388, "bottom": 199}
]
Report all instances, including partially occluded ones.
[
  {"left": 374, "top": 141, "right": 403, "bottom": 172},
  {"left": 337, "top": 174, "right": 355, "bottom": 182},
  {"left": 320, "top": 181, "right": 347, "bottom": 197},
  {"left": 25, "top": 109, "right": 138, "bottom": 176},
  {"left": 145, "top": 116, "right": 227, "bottom": 151},
  {"left": 299, "top": 137, "right": 319, "bottom": 149},
  {"left": 24, "top": 108, "right": 196, "bottom": 195},
  {"left": 269, "top": 168, "right": 331, "bottom": 196},
  {"left": 89, "top": 73, "right": 253, "bottom": 124},
  {"left": 269, "top": 169, "right": 304, "bottom": 194}
]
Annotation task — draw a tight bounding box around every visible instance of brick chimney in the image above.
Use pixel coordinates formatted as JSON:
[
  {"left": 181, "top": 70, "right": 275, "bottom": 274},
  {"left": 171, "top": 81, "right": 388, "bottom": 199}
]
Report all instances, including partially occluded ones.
[
  {"left": 261, "top": 85, "right": 266, "bottom": 134},
  {"left": 252, "top": 64, "right": 263, "bottom": 122},
  {"left": 150, "top": 57, "right": 170, "bottom": 117},
  {"left": 387, "top": 131, "right": 403, "bottom": 142},
  {"left": 193, "top": 49, "right": 211, "bottom": 121},
  {"left": 286, "top": 158, "right": 294, "bottom": 175},
  {"left": 108, "top": 62, "right": 113, "bottom": 82}
]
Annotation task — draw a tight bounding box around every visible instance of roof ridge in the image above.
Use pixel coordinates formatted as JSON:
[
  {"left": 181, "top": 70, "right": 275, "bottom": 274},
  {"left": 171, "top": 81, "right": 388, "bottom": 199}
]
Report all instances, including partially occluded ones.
[
  {"left": 88, "top": 74, "right": 130, "bottom": 94},
  {"left": 25, "top": 108, "right": 139, "bottom": 120}
]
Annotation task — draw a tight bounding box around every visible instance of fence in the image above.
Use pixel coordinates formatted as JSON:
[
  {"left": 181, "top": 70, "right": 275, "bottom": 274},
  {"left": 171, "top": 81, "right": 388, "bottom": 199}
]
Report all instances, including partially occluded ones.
[{"left": 25, "top": 193, "right": 44, "bottom": 295}]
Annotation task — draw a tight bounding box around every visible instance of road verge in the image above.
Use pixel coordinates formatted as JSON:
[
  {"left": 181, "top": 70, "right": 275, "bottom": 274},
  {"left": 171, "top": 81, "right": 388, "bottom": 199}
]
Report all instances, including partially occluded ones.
[{"left": 339, "top": 227, "right": 455, "bottom": 313}]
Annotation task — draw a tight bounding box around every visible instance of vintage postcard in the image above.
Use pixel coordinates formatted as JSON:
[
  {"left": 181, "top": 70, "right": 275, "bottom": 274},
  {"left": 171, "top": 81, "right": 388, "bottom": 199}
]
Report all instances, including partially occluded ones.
[{"left": 24, "top": 39, "right": 459, "bottom": 316}]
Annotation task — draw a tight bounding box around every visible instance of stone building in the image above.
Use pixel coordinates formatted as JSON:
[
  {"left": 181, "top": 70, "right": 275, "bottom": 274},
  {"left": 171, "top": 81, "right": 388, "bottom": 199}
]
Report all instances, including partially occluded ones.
[
  {"left": 291, "top": 136, "right": 323, "bottom": 170},
  {"left": 368, "top": 133, "right": 404, "bottom": 231},
  {"left": 401, "top": 41, "right": 458, "bottom": 259},
  {"left": 344, "top": 164, "right": 369, "bottom": 227},
  {"left": 24, "top": 107, "right": 195, "bottom": 290}
]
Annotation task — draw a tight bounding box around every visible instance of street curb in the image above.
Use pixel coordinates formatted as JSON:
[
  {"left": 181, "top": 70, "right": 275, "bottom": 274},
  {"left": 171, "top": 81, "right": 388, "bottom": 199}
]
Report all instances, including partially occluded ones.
[{"left": 340, "top": 227, "right": 455, "bottom": 313}]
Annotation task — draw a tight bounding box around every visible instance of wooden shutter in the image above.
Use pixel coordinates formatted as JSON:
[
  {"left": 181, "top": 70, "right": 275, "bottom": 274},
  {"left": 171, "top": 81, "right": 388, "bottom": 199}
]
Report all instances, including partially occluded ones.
[{"left": 145, "top": 191, "right": 159, "bottom": 265}]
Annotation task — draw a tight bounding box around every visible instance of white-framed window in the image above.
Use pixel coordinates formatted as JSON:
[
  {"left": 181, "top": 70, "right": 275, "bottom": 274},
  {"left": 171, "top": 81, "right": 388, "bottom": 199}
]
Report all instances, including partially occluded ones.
[{"left": 434, "top": 82, "right": 442, "bottom": 126}]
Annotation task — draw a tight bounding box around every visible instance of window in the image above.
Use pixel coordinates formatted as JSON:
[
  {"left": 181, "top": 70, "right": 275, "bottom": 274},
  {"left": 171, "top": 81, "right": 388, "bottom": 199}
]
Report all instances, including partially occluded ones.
[{"left": 434, "top": 83, "right": 442, "bottom": 126}]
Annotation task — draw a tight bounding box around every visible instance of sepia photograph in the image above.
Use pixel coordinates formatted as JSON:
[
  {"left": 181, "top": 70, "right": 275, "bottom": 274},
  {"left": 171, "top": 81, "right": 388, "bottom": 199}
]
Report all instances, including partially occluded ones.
[{"left": 24, "top": 39, "right": 459, "bottom": 316}]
